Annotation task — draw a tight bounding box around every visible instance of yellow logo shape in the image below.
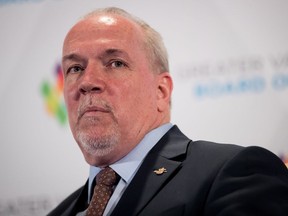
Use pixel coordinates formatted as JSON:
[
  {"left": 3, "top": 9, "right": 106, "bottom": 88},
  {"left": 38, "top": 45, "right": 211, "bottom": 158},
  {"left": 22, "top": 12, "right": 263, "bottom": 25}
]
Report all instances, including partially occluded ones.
[{"left": 153, "top": 167, "right": 167, "bottom": 175}]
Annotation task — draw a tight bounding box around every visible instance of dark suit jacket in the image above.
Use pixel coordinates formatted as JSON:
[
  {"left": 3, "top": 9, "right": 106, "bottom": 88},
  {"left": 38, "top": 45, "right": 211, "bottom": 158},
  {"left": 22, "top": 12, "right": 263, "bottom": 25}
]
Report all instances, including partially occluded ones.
[{"left": 48, "top": 125, "right": 288, "bottom": 216}]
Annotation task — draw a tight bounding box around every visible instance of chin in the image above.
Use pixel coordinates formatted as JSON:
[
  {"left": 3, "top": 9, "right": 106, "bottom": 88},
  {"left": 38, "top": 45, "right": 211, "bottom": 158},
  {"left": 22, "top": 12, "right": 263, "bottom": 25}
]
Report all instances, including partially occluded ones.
[{"left": 84, "top": 151, "right": 116, "bottom": 167}]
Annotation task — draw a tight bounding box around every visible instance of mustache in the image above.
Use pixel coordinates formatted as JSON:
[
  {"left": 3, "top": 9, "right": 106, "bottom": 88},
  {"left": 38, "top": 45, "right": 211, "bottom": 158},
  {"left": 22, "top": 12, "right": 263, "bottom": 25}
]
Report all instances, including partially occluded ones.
[{"left": 77, "top": 95, "right": 113, "bottom": 119}]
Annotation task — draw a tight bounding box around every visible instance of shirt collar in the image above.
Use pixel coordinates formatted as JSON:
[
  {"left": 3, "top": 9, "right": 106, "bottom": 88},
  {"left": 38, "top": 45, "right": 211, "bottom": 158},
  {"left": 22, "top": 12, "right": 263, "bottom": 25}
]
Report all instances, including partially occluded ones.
[{"left": 88, "top": 123, "right": 173, "bottom": 194}]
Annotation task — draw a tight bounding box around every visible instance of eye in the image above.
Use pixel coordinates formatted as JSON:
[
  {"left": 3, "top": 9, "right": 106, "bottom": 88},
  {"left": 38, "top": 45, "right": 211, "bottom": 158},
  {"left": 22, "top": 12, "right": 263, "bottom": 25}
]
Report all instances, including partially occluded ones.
[
  {"left": 110, "top": 60, "right": 127, "bottom": 68},
  {"left": 66, "top": 65, "right": 84, "bottom": 74}
]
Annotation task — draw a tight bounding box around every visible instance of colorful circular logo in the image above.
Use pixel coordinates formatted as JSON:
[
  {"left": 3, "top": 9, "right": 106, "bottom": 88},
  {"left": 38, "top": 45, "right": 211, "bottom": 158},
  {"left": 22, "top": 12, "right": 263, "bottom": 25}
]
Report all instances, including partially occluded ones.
[{"left": 41, "top": 63, "right": 67, "bottom": 125}]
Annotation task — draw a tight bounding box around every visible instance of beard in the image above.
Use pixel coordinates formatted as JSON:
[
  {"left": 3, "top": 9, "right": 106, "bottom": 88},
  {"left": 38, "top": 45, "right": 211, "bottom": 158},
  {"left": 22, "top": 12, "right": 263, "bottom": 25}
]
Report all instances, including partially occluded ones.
[
  {"left": 76, "top": 118, "right": 121, "bottom": 157},
  {"left": 74, "top": 95, "right": 121, "bottom": 157}
]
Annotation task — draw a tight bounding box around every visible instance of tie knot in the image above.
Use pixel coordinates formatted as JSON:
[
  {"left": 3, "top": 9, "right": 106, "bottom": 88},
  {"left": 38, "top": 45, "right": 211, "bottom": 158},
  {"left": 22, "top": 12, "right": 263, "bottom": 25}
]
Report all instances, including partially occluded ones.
[{"left": 96, "top": 167, "right": 119, "bottom": 186}]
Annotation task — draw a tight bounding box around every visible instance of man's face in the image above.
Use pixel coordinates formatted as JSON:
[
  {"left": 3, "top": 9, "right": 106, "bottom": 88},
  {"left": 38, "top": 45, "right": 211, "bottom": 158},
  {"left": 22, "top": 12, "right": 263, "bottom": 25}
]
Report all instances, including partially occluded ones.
[{"left": 62, "top": 15, "right": 170, "bottom": 166}]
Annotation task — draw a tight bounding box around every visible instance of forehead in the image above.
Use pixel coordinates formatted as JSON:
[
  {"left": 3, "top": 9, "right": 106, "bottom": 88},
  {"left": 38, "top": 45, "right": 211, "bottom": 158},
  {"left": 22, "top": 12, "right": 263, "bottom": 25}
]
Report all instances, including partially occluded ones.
[{"left": 63, "top": 14, "right": 145, "bottom": 54}]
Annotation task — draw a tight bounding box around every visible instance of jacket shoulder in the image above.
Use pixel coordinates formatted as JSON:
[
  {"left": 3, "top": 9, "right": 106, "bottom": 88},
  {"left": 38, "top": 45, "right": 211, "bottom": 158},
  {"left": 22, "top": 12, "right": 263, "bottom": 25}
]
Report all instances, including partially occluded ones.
[
  {"left": 188, "top": 140, "right": 244, "bottom": 164},
  {"left": 47, "top": 186, "right": 83, "bottom": 216}
]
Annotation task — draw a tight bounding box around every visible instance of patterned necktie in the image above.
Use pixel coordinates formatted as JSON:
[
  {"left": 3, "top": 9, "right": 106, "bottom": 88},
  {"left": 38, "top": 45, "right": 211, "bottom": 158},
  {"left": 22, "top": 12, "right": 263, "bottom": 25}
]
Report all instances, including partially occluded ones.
[{"left": 86, "top": 167, "right": 119, "bottom": 216}]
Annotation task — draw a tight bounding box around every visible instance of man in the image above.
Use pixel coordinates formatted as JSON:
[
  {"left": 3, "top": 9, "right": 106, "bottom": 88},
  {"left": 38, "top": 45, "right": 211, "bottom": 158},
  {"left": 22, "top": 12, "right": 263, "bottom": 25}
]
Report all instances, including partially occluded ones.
[{"left": 48, "top": 7, "right": 288, "bottom": 216}]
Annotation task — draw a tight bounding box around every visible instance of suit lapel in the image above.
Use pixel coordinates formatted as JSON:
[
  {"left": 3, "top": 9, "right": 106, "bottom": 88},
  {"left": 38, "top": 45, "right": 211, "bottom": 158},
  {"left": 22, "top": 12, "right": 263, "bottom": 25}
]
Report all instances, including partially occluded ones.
[
  {"left": 61, "top": 180, "right": 89, "bottom": 216},
  {"left": 111, "top": 125, "right": 191, "bottom": 216}
]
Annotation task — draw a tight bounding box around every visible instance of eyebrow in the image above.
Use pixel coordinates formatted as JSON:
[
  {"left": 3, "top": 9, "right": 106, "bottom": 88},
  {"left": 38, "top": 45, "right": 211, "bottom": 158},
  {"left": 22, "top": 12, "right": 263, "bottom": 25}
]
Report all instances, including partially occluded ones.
[
  {"left": 100, "top": 48, "right": 130, "bottom": 60},
  {"left": 62, "top": 53, "right": 84, "bottom": 63},
  {"left": 62, "top": 48, "right": 131, "bottom": 63}
]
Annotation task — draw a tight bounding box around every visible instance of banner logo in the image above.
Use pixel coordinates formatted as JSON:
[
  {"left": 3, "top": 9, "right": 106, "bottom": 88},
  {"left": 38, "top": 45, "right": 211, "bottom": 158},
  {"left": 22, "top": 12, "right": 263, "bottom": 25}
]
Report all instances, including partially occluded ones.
[
  {"left": 41, "top": 63, "right": 67, "bottom": 126},
  {"left": 176, "top": 53, "right": 288, "bottom": 100},
  {"left": 279, "top": 153, "right": 288, "bottom": 168}
]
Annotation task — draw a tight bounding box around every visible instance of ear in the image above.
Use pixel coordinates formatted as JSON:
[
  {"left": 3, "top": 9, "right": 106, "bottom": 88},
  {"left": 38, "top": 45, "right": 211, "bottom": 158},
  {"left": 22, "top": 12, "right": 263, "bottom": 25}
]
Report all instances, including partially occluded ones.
[{"left": 157, "top": 72, "right": 173, "bottom": 112}]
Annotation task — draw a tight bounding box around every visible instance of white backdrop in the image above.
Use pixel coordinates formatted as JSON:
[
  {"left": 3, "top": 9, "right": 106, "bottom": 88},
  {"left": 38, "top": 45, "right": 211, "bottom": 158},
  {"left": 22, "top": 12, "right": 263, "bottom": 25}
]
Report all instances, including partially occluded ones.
[{"left": 0, "top": 0, "right": 288, "bottom": 215}]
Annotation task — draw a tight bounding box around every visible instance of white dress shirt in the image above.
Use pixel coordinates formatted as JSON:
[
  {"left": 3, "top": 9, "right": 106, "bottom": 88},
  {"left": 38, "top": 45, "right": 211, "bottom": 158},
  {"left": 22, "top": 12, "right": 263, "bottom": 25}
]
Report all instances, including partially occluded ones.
[{"left": 82, "top": 123, "right": 173, "bottom": 216}]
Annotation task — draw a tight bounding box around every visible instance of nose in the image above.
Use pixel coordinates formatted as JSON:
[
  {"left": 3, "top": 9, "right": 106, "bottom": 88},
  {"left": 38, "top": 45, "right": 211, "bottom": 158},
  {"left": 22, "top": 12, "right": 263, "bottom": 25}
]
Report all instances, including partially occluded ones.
[{"left": 78, "top": 65, "right": 105, "bottom": 95}]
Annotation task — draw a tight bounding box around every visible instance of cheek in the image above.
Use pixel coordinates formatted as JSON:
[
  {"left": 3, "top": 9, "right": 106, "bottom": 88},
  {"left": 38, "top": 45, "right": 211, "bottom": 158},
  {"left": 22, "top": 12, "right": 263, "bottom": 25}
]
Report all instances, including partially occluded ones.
[
  {"left": 64, "top": 86, "right": 78, "bottom": 121},
  {"left": 121, "top": 77, "right": 157, "bottom": 113},
  {"left": 137, "top": 76, "right": 158, "bottom": 100}
]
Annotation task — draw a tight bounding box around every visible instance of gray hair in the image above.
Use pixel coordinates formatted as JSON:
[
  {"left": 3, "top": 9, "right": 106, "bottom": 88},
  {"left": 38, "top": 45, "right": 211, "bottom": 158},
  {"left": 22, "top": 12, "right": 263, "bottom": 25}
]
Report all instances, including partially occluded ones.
[{"left": 83, "top": 7, "right": 169, "bottom": 74}]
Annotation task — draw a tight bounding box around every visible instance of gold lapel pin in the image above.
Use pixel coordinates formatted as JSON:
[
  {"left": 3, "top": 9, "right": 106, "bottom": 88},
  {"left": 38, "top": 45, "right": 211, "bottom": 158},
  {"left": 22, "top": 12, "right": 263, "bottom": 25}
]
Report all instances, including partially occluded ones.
[{"left": 153, "top": 167, "right": 167, "bottom": 175}]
